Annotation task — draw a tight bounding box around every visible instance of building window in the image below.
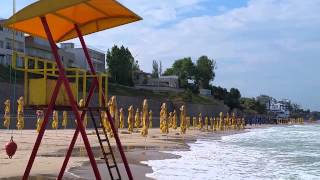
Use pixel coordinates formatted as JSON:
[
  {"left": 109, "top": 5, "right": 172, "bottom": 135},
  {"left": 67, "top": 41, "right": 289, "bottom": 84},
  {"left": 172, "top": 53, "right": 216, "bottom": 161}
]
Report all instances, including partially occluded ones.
[
  {"left": 0, "top": 26, "right": 3, "bottom": 31},
  {"left": 0, "top": 41, "right": 3, "bottom": 49},
  {"left": 6, "top": 41, "right": 12, "bottom": 50},
  {"left": 0, "top": 55, "right": 4, "bottom": 65}
]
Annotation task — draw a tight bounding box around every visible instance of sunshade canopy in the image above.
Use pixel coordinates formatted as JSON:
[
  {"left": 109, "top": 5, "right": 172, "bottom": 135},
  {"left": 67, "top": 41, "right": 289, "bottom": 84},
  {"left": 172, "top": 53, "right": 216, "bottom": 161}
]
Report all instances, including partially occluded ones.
[{"left": 4, "top": 0, "right": 142, "bottom": 42}]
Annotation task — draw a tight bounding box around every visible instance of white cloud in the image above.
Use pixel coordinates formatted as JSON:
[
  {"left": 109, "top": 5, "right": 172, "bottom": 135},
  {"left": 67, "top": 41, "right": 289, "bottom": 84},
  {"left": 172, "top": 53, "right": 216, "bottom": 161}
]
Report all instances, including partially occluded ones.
[
  {"left": 77, "top": 0, "right": 319, "bottom": 68},
  {"left": 65, "top": 0, "right": 320, "bottom": 110},
  {"left": 1, "top": 0, "right": 319, "bottom": 109}
]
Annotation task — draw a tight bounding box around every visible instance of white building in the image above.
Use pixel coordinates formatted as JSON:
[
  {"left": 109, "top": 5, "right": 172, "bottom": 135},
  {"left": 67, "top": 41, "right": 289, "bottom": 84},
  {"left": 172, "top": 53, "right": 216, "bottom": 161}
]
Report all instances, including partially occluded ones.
[
  {"left": 1, "top": 22, "right": 105, "bottom": 72},
  {"left": 200, "top": 89, "right": 211, "bottom": 96},
  {"left": 25, "top": 36, "right": 53, "bottom": 60},
  {"left": 60, "top": 43, "right": 106, "bottom": 72},
  {"left": 25, "top": 36, "right": 76, "bottom": 68},
  {"left": 267, "top": 99, "right": 290, "bottom": 118},
  {"left": 145, "top": 75, "right": 179, "bottom": 88},
  {"left": 0, "top": 23, "right": 25, "bottom": 66}
]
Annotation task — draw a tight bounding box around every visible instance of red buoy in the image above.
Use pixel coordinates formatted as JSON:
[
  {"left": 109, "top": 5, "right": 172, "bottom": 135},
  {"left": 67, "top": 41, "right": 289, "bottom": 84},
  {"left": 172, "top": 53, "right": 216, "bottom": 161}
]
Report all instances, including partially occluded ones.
[{"left": 5, "top": 136, "right": 17, "bottom": 159}]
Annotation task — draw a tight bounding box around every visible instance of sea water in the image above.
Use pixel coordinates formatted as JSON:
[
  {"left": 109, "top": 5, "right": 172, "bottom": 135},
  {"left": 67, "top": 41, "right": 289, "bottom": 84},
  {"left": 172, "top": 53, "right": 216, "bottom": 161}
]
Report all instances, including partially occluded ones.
[{"left": 143, "top": 125, "right": 320, "bottom": 180}]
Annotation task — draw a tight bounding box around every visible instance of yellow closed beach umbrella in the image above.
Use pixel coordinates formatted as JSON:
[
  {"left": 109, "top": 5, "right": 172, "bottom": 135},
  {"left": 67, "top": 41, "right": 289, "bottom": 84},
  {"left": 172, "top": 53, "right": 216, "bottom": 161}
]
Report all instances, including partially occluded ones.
[
  {"left": 180, "top": 105, "right": 187, "bottom": 134},
  {"left": 168, "top": 112, "right": 173, "bottom": 128},
  {"left": 214, "top": 117, "right": 218, "bottom": 131},
  {"left": 140, "top": 116, "right": 148, "bottom": 137},
  {"left": 62, "top": 111, "right": 68, "bottom": 129},
  {"left": 160, "top": 103, "right": 168, "bottom": 134},
  {"left": 109, "top": 96, "right": 119, "bottom": 130},
  {"left": 16, "top": 96, "right": 24, "bottom": 130},
  {"left": 149, "top": 110, "right": 153, "bottom": 128},
  {"left": 101, "top": 111, "right": 111, "bottom": 133},
  {"left": 198, "top": 113, "right": 203, "bottom": 130},
  {"left": 3, "top": 99, "right": 10, "bottom": 129},
  {"left": 219, "top": 112, "right": 224, "bottom": 131},
  {"left": 160, "top": 103, "right": 164, "bottom": 132},
  {"left": 192, "top": 116, "right": 197, "bottom": 129},
  {"left": 231, "top": 113, "right": 237, "bottom": 129},
  {"left": 119, "top": 108, "right": 125, "bottom": 129},
  {"left": 51, "top": 110, "right": 59, "bottom": 129},
  {"left": 135, "top": 108, "right": 140, "bottom": 128},
  {"left": 127, "top": 106, "right": 134, "bottom": 133},
  {"left": 240, "top": 117, "right": 245, "bottom": 129},
  {"left": 141, "top": 99, "right": 149, "bottom": 137},
  {"left": 225, "top": 113, "right": 230, "bottom": 130},
  {"left": 237, "top": 117, "right": 242, "bottom": 130},
  {"left": 36, "top": 110, "right": 44, "bottom": 133},
  {"left": 186, "top": 116, "right": 191, "bottom": 129},
  {"left": 142, "top": 99, "right": 149, "bottom": 126},
  {"left": 205, "top": 116, "right": 209, "bottom": 131},
  {"left": 172, "top": 110, "right": 178, "bottom": 129},
  {"left": 78, "top": 99, "right": 87, "bottom": 128},
  {"left": 210, "top": 117, "right": 214, "bottom": 131}
]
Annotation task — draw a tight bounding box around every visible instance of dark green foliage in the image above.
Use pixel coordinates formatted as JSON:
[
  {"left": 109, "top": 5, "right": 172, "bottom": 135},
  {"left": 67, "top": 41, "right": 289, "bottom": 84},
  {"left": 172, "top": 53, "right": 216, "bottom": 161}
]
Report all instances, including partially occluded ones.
[
  {"left": 224, "top": 88, "right": 241, "bottom": 110},
  {"left": 164, "top": 56, "right": 216, "bottom": 90},
  {"left": 210, "top": 86, "right": 243, "bottom": 111},
  {"left": 256, "top": 95, "right": 272, "bottom": 105},
  {"left": 164, "top": 57, "right": 196, "bottom": 88},
  {"left": 106, "top": 45, "right": 138, "bottom": 86},
  {"left": 240, "top": 97, "right": 266, "bottom": 114},
  {"left": 210, "top": 86, "right": 228, "bottom": 100},
  {"left": 182, "top": 89, "right": 193, "bottom": 102},
  {"left": 152, "top": 60, "right": 159, "bottom": 78},
  {"left": 196, "top": 56, "right": 216, "bottom": 89},
  {"left": 288, "top": 103, "right": 311, "bottom": 119}
]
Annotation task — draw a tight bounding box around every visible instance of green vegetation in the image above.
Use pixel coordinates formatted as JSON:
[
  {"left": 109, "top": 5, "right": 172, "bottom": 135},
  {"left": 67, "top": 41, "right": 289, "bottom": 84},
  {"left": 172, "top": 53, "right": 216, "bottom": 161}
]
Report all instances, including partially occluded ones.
[
  {"left": 151, "top": 60, "right": 159, "bottom": 78},
  {"left": 108, "top": 83, "right": 222, "bottom": 105},
  {"left": 106, "top": 45, "right": 139, "bottom": 86},
  {"left": 196, "top": 56, "right": 216, "bottom": 89},
  {"left": 109, "top": 83, "right": 164, "bottom": 99},
  {"left": 240, "top": 97, "right": 266, "bottom": 114},
  {"left": 163, "top": 56, "right": 216, "bottom": 90},
  {"left": 164, "top": 57, "right": 196, "bottom": 88},
  {"left": 209, "top": 86, "right": 243, "bottom": 111}
]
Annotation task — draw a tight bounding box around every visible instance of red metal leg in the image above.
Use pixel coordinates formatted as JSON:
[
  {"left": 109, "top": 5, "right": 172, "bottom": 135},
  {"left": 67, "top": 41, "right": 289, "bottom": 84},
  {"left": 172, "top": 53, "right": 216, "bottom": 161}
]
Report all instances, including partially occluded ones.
[
  {"left": 22, "top": 77, "right": 63, "bottom": 179},
  {"left": 75, "top": 24, "right": 106, "bottom": 105},
  {"left": 40, "top": 17, "right": 101, "bottom": 180},
  {"left": 57, "top": 80, "right": 97, "bottom": 179},
  {"left": 58, "top": 24, "right": 109, "bottom": 179},
  {"left": 76, "top": 24, "right": 133, "bottom": 180}
]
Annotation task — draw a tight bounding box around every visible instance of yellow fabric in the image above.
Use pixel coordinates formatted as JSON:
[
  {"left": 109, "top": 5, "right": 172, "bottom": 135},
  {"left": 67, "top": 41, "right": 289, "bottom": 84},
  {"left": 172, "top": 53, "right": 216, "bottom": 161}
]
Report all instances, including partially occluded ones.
[
  {"left": 4, "top": 0, "right": 142, "bottom": 42},
  {"left": 3, "top": 100, "right": 10, "bottom": 129}
]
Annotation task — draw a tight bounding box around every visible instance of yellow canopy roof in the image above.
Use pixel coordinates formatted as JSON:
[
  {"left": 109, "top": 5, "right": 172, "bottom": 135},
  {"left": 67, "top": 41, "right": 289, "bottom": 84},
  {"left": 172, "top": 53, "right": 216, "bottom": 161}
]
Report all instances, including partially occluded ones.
[{"left": 4, "top": 0, "right": 142, "bottom": 42}]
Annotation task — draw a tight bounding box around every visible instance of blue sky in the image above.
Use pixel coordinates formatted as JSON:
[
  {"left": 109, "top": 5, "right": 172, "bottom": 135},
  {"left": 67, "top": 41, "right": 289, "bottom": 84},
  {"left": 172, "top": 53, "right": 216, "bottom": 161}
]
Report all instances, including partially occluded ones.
[{"left": 1, "top": 0, "right": 320, "bottom": 111}]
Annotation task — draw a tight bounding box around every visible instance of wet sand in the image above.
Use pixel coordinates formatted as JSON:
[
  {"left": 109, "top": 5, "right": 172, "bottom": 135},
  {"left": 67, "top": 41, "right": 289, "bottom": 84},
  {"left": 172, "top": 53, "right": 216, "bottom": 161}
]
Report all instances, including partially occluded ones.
[{"left": 0, "top": 126, "right": 266, "bottom": 179}]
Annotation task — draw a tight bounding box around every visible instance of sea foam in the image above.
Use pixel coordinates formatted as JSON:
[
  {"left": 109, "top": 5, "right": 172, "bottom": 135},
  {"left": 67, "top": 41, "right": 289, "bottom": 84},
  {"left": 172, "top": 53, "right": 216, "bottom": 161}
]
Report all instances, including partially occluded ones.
[{"left": 142, "top": 125, "right": 320, "bottom": 180}]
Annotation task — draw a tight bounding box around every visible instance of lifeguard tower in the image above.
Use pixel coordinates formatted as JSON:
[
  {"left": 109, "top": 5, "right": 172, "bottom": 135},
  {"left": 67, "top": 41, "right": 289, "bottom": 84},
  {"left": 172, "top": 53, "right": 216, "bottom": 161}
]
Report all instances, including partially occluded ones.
[{"left": 4, "top": 0, "right": 142, "bottom": 179}]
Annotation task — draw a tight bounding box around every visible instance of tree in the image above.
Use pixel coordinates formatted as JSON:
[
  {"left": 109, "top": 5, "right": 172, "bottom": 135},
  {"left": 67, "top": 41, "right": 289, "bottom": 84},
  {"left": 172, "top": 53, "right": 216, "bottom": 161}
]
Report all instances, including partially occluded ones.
[
  {"left": 163, "top": 57, "right": 196, "bottom": 88},
  {"left": 224, "top": 88, "right": 241, "bottom": 110},
  {"left": 196, "top": 56, "right": 216, "bottom": 89},
  {"left": 132, "top": 60, "right": 140, "bottom": 72},
  {"left": 240, "top": 97, "right": 266, "bottom": 114},
  {"left": 159, "top": 60, "right": 162, "bottom": 77},
  {"left": 151, "top": 60, "right": 159, "bottom": 78},
  {"left": 106, "top": 45, "right": 136, "bottom": 86},
  {"left": 210, "top": 86, "right": 228, "bottom": 100},
  {"left": 256, "top": 95, "right": 273, "bottom": 106},
  {"left": 240, "top": 97, "right": 257, "bottom": 114}
]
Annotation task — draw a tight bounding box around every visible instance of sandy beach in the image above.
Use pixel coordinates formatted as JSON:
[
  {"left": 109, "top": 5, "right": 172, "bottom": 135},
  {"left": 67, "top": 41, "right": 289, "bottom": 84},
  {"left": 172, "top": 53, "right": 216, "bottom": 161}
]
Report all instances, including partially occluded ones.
[{"left": 0, "top": 126, "right": 264, "bottom": 179}]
